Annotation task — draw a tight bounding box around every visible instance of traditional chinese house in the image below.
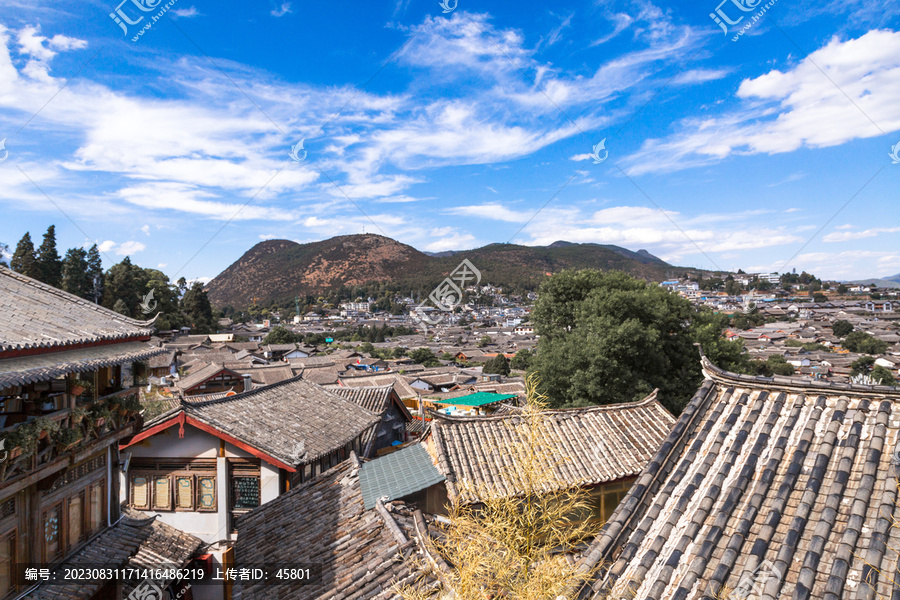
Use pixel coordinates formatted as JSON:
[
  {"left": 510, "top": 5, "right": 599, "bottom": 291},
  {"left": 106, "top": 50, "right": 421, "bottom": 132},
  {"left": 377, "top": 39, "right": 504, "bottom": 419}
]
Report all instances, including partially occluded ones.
[
  {"left": 0, "top": 268, "right": 168, "bottom": 599},
  {"left": 119, "top": 376, "right": 381, "bottom": 592},
  {"left": 425, "top": 390, "right": 676, "bottom": 520},
  {"left": 573, "top": 355, "right": 900, "bottom": 600}
]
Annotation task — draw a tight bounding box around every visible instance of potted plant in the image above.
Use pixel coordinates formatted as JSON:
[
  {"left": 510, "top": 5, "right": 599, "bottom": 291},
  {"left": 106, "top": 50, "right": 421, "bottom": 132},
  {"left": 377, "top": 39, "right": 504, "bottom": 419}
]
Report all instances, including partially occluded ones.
[
  {"left": 32, "top": 417, "right": 60, "bottom": 441},
  {"left": 5, "top": 425, "right": 38, "bottom": 461},
  {"left": 118, "top": 394, "right": 142, "bottom": 416},
  {"left": 89, "top": 402, "right": 111, "bottom": 433},
  {"left": 54, "top": 427, "right": 84, "bottom": 453},
  {"left": 70, "top": 406, "right": 88, "bottom": 425}
]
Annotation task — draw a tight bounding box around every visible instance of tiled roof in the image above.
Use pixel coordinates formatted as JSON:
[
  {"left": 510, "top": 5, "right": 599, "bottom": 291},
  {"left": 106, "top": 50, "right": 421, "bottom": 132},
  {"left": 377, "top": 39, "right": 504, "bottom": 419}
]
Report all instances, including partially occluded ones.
[
  {"left": 233, "top": 458, "right": 426, "bottom": 600},
  {"left": 234, "top": 365, "right": 295, "bottom": 386},
  {"left": 23, "top": 510, "right": 201, "bottom": 599},
  {"left": 331, "top": 385, "right": 409, "bottom": 418},
  {"left": 575, "top": 356, "right": 900, "bottom": 600},
  {"left": 359, "top": 443, "right": 446, "bottom": 509},
  {"left": 0, "top": 268, "right": 156, "bottom": 352},
  {"left": 288, "top": 356, "right": 335, "bottom": 367},
  {"left": 337, "top": 373, "right": 419, "bottom": 399},
  {"left": 0, "top": 341, "right": 167, "bottom": 388},
  {"left": 298, "top": 363, "right": 342, "bottom": 385},
  {"left": 146, "top": 348, "right": 176, "bottom": 369},
  {"left": 430, "top": 390, "right": 676, "bottom": 504},
  {"left": 175, "top": 363, "right": 241, "bottom": 392},
  {"left": 183, "top": 376, "right": 380, "bottom": 466}
]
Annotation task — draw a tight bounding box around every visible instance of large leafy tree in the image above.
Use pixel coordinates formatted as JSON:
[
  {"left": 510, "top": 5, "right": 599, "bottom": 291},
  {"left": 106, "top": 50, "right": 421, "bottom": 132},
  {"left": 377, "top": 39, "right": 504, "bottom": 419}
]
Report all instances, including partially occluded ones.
[
  {"left": 530, "top": 270, "right": 710, "bottom": 414},
  {"left": 263, "top": 326, "right": 298, "bottom": 345},
  {"left": 10, "top": 232, "right": 40, "bottom": 279},
  {"left": 483, "top": 353, "right": 511, "bottom": 376},
  {"left": 36, "top": 225, "right": 62, "bottom": 287},
  {"left": 843, "top": 330, "right": 888, "bottom": 355},
  {"left": 832, "top": 320, "right": 854, "bottom": 338}
]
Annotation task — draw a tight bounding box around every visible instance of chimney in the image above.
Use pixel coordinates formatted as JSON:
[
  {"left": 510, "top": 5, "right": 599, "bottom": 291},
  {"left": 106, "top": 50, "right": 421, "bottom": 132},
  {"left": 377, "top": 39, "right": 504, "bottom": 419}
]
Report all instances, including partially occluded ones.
[{"left": 242, "top": 374, "right": 253, "bottom": 393}]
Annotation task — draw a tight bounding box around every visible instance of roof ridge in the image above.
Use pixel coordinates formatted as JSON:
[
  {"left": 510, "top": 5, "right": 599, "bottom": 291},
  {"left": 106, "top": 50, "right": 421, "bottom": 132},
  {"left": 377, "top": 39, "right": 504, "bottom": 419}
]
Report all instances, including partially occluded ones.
[
  {"left": 701, "top": 355, "right": 900, "bottom": 398},
  {"left": 0, "top": 267, "right": 158, "bottom": 329}
]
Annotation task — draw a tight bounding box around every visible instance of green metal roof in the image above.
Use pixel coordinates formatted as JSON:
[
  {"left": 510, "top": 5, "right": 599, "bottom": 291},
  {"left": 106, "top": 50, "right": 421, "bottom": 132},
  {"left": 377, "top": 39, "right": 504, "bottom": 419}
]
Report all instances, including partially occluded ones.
[
  {"left": 430, "top": 392, "right": 518, "bottom": 407},
  {"left": 359, "top": 443, "right": 445, "bottom": 510}
]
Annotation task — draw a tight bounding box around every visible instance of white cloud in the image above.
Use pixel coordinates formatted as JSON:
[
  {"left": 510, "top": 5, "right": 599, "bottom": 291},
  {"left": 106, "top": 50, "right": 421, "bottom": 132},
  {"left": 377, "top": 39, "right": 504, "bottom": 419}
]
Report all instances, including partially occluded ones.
[
  {"left": 157, "top": 263, "right": 167, "bottom": 268},
  {"left": 96, "top": 240, "right": 145, "bottom": 256},
  {"left": 270, "top": 2, "right": 291, "bottom": 17},
  {"left": 671, "top": 68, "right": 730, "bottom": 85},
  {"left": 623, "top": 30, "right": 900, "bottom": 175},
  {"left": 141, "top": 225, "right": 150, "bottom": 236},
  {"left": 823, "top": 226, "right": 900, "bottom": 242},
  {"left": 447, "top": 203, "right": 528, "bottom": 223},
  {"left": 172, "top": 6, "right": 200, "bottom": 18},
  {"left": 424, "top": 228, "right": 476, "bottom": 252}
]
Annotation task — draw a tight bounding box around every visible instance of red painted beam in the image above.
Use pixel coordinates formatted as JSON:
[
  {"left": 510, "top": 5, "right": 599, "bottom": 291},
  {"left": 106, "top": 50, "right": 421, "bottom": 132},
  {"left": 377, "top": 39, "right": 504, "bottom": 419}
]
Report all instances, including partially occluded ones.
[
  {"left": 120, "top": 413, "right": 185, "bottom": 448},
  {"left": 121, "top": 411, "right": 298, "bottom": 472}
]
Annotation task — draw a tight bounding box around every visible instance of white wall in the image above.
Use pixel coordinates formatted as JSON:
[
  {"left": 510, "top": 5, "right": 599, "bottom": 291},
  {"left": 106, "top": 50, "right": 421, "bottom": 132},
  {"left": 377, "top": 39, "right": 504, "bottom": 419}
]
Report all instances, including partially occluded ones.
[{"left": 121, "top": 423, "right": 280, "bottom": 548}]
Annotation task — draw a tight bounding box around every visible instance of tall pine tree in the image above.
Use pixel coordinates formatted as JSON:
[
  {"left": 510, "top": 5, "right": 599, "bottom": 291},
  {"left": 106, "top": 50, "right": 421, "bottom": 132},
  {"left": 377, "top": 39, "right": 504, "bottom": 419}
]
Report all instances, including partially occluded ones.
[
  {"left": 10, "top": 232, "right": 40, "bottom": 279},
  {"left": 86, "top": 244, "right": 103, "bottom": 303},
  {"left": 61, "top": 247, "right": 92, "bottom": 299},
  {"left": 181, "top": 282, "right": 215, "bottom": 334},
  {"left": 36, "top": 225, "right": 62, "bottom": 287}
]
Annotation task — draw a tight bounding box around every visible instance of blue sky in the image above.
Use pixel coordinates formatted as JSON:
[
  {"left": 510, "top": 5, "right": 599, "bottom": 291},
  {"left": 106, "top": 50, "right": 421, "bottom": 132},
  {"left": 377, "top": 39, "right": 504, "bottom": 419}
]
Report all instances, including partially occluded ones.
[{"left": 0, "top": 0, "right": 898, "bottom": 283}]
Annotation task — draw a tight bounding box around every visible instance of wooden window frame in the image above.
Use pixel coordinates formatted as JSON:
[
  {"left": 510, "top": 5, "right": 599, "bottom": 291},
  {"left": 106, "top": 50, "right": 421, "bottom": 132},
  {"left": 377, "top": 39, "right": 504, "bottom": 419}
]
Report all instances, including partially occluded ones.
[
  {"left": 87, "top": 482, "right": 105, "bottom": 535},
  {"left": 130, "top": 462, "right": 216, "bottom": 513},
  {"left": 41, "top": 503, "right": 63, "bottom": 563},
  {"left": 196, "top": 476, "right": 217, "bottom": 512},
  {"left": 66, "top": 491, "right": 86, "bottom": 553},
  {"left": 152, "top": 475, "right": 173, "bottom": 511}
]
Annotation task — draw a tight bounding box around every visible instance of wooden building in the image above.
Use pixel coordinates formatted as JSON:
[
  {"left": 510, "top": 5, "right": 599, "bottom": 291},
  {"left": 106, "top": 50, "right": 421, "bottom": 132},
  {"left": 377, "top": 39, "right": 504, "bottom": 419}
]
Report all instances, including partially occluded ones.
[{"left": 0, "top": 268, "right": 193, "bottom": 600}]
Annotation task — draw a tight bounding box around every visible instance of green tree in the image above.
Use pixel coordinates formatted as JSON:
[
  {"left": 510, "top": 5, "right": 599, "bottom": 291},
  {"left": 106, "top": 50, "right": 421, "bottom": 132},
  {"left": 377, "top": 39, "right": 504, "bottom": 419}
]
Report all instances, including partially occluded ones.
[
  {"left": 872, "top": 365, "right": 896, "bottom": 386},
  {"left": 483, "top": 354, "right": 511, "bottom": 376},
  {"left": 392, "top": 346, "right": 407, "bottom": 359},
  {"left": 11, "top": 232, "right": 40, "bottom": 279},
  {"left": 477, "top": 335, "right": 492, "bottom": 348},
  {"left": 263, "top": 326, "right": 298, "bottom": 345},
  {"left": 112, "top": 298, "right": 131, "bottom": 317},
  {"left": 86, "top": 244, "right": 103, "bottom": 302},
  {"left": 843, "top": 330, "right": 888, "bottom": 355},
  {"left": 408, "top": 347, "right": 440, "bottom": 367},
  {"left": 358, "top": 341, "right": 375, "bottom": 355},
  {"left": 36, "top": 225, "right": 62, "bottom": 287},
  {"left": 850, "top": 356, "right": 876, "bottom": 377},
  {"left": 529, "top": 270, "right": 701, "bottom": 414},
  {"left": 102, "top": 257, "right": 141, "bottom": 314},
  {"left": 813, "top": 292, "right": 827, "bottom": 303},
  {"left": 748, "top": 355, "right": 795, "bottom": 377},
  {"left": 61, "top": 247, "right": 92, "bottom": 299},
  {"left": 832, "top": 320, "right": 853, "bottom": 338},
  {"left": 181, "top": 282, "right": 215, "bottom": 334},
  {"left": 837, "top": 283, "right": 848, "bottom": 295},
  {"left": 510, "top": 349, "right": 534, "bottom": 371},
  {"left": 691, "top": 310, "right": 749, "bottom": 373}
]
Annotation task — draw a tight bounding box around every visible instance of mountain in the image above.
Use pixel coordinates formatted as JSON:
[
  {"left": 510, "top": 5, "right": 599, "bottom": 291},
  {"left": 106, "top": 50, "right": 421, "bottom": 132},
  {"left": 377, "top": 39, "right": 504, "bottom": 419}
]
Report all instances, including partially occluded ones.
[
  {"left": 848, "top": 273, "right": 900, "bottom": 288},
  {"left": 204, "top": 234, "right": 677, "bottom": 309}
]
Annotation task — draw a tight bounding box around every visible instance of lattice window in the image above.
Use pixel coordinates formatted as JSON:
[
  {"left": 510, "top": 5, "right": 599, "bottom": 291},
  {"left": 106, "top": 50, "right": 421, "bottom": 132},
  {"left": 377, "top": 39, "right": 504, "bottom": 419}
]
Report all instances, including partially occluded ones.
[
  {"left": 0, "top": 498, "right": 14, "bottom": 521},
  {"left": 50, "top": 454, "right": 106, "bottom": 492}
]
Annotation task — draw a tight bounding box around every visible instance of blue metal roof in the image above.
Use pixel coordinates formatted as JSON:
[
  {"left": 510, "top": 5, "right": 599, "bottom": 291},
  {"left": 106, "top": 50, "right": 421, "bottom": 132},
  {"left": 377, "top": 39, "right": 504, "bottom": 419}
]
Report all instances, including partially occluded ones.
[{"left": 359, "top": 443, "right": 446, "bottom": 510}]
